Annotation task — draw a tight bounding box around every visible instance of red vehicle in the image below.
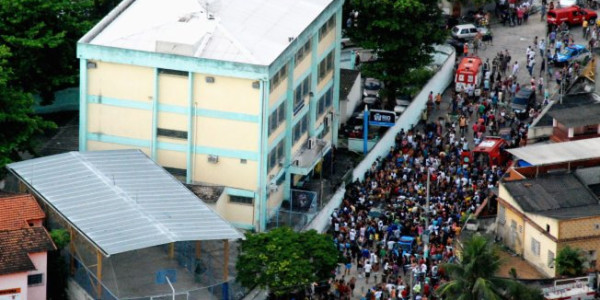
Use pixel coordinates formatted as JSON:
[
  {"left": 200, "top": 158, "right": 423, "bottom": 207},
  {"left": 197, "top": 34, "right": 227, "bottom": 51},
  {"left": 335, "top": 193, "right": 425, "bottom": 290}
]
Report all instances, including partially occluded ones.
[
  {"left": 455, "top": 56, "right": 482, "bottom": 96},
  {"left": 547, "top": 5, "right": 597, "bottom": 27},
  {"left": 462, "top": 137, "right": 510, "bottom": 167}
]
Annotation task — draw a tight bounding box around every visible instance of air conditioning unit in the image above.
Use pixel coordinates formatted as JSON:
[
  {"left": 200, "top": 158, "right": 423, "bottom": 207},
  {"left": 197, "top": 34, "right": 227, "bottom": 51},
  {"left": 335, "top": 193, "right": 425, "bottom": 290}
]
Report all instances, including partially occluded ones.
[
  {"left": 279, "top": 158, "right": 284, "bottom": 167},
  {"left": 268, "top": 183, "right": 278, "bottom": 192},
  {"left": 292, "top": 159, "right": 299, "bottom": 166},
  {"left": 208, "top": 155, "right": 219, "bottom": 163},
  {"left": 307, "top": 138, "right": 316, "bottom": 150}
]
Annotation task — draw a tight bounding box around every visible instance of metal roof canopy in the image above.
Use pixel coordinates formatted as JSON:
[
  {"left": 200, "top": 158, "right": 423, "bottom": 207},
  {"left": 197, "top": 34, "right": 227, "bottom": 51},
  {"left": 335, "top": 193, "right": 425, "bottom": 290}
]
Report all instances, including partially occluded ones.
[
  {"left": 7, "top": 150, "right": 243, "bottom": 256},
  {"left": 507, "top": 137, "right": 600, "bottom": 166}
]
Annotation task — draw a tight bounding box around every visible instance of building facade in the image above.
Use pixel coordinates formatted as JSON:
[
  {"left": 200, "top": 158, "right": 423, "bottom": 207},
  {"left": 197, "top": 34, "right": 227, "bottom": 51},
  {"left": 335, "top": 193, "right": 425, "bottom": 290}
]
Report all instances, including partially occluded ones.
[{"left": 77, "top": 0, "right": 344, "bottom": 231}]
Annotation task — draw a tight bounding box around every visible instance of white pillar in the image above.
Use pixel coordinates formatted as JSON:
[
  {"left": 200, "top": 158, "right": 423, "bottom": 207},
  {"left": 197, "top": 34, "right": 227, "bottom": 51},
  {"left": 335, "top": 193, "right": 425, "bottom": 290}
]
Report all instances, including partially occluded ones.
[{"left": 568, "top": 128, "right": 574, "bottom": 138}]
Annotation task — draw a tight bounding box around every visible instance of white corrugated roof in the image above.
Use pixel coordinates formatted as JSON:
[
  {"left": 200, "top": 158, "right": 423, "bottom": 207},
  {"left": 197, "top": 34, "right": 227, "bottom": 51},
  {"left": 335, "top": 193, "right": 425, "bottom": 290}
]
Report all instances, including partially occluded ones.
[
  {"left": 88, "top": 0, "right": 333, "bottom": 65},
  {"left": 507, "top": 137, "right": 600, "bottom": 166},
  {"left": 7, "top": 150, "right": 243, "bottom": 256}
]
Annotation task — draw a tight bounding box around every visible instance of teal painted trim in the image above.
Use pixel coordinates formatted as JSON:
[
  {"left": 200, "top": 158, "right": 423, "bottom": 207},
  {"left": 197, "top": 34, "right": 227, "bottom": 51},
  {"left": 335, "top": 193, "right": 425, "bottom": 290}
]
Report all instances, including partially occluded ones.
[
  {"left": 267, "top": 132, "right": 286, "bottom": 152},
  {"left": 79, "top": 59, "right": 88, "bottom": 152},
  {"left": 158, "top": 103, "right": 187, "bottom": 114},
  {"left": 309, "top": 34, "right": 319, "bottom": 137},
  {"left": 186, "top": 72, "right": 194, "bottom": 184},
  {"left": 289, "top": 145, "right": 332, "bottom": 176},
  {"left": 151, "top": 68, "right": 159, "bottom": 160},
  {"left": 293, "top": 69, "right": 312, "bottom": 87},
  {"left": 318, "top": 45, "right": 336, "bottom": 61},
  {"left": 268, "top": 0, "right": 345, "bottom": 77},
  {"left": 315, "top": 122, "right": 325, "bottom": 136},
  {"left": 283, "top": 56, "right": 295, "bottom": 203},
  {"left": 194, "top": 108, "right": 258, "bottom": 123},
  {"left": 193, "top": 146, "right": 258, "bottom": 161},
  {"left": 225, "top": 187, "right": 256, "bottom": 198},
  {"left": 78, "top": 43, "right": 269, "bottom": 80},
  {"left": 229, "top": 221, "right": 255, "bottom": 230},
  {"left": 292, "top": 106, "right": 309, "bottom": 126},
  {"left": 157, "top": 141, "right": 187, "bottom": 152},
  {"left": 88, "top": 95, "right": 153, "bottom": 110},
  {"left": 332, "top": 8, "right": 342, "bottom": 146},
  {"left": 268, "top": 93, "right": 287, "bottom": 114},
  {"left": 87, "top": 133, "right": 151, "bottom": 148},
  {"left": 258, "top": 80, "right": 270, "bottom": 231}
]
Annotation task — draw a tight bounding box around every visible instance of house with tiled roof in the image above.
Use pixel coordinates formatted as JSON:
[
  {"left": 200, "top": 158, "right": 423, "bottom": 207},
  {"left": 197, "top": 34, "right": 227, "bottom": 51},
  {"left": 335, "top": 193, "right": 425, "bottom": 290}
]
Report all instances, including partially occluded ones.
[{"left": 0, "top": 194, "right": 56, "bottom": 300}]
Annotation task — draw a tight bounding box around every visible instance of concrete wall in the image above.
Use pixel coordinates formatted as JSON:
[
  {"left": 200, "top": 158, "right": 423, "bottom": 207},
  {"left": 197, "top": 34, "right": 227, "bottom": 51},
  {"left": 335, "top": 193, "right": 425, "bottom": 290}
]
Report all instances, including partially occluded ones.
[
  {"left": 339, "top": 72, "right": 362, "bottom": 124},
  {"left": 27, "top": 252, "right": 48, "bottom": 300},
  {"left": 523, "top": 221, "right": 557, "bottom": 278}
]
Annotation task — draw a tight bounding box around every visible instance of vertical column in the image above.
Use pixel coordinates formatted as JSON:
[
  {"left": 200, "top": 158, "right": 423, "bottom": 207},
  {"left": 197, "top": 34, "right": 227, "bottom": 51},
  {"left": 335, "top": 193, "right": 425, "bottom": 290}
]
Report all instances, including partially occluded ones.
[
  {"left": 309, "top": 34, "right": 319, "bottom": 137},
  {"left": 151, "top": 68, "right": 159, "bottom": 160},
  {"left": 258, "top": 80, "right": 270, "bottom": 231},
  {"left": 96, "top": 250, "right": 103, "bottom": 298},
  {"left": 568, "top": 127, "right": 574, "bottom": 138},
  {"left": 195, "top": 241, "right": 201, "bottom": 259},
  {"left": 79, "top": 59, "right": 88, "bottom": 152},
  {"left": 168, "top": 242, "right": 175, "bottom": 259},
  {"left": 332, "top": 8, "right": 342, "bottom": 147},
  {"left": 284, "top": 59, "right": 296, "bottom": 203},
  {"left": 222, "top": 239, "right": 230, "bottom": 300},
  {"left": 69, "top": 228, "right": 76, "bottom": 275},
  {"left": 186, "top": 72, "right": 195, "bottom": 184}
]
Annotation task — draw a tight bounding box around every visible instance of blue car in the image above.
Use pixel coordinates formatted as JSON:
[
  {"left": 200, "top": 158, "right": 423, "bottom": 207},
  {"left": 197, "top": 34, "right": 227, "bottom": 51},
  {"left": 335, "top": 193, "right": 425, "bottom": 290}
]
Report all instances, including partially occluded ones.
[{"left": 555, "top": 44, "right": 591, "bottom": 66}]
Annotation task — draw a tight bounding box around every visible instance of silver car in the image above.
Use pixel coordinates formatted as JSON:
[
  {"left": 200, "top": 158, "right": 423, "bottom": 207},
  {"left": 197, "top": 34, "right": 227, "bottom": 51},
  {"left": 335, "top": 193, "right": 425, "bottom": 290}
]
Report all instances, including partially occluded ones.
[{"left": 451, "top": 24, "right": 489, "bottom": 40}]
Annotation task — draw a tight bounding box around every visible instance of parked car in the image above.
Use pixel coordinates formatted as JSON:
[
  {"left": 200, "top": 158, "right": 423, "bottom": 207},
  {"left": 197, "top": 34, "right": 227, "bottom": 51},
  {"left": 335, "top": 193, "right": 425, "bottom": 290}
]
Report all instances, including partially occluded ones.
[
  {"left": 450, "top": 24, "right": 489, "bottom": 40},
  {"left": 546, "top": 5, "right": 597, "bottom": 27},
  {"left": 362, "top": 96, "right": 381, "bottom": 107},
  {"left": 394, "top": 99, "right": 411, "bottom": 117},
  {"left": 511, "top": 87, "right": 536, "bottom": 119},
  {"left": 363, "top": 78, "right": 382, "bottom": 97},
  {"left": 554, "top": 44, "right": 591, "bottom": 66}
]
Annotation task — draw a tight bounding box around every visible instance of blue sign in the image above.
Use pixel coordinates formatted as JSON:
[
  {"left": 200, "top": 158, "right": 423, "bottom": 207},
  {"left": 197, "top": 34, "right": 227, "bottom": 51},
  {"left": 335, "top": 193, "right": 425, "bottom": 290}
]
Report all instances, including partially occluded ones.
[
  {"left": 156, "top": 269, "right": 177, "bottom": 284},
  {"left": 369, "top": 110, "right": 396, "bottom": 127}
]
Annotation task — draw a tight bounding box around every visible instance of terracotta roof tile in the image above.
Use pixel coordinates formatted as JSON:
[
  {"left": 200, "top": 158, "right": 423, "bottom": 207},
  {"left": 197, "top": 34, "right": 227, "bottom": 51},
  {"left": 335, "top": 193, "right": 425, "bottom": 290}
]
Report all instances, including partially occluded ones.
[
  {"left": 0, "top": 227, "right": 56, "bottom": 275},
  {"left": 0, "top": 194, "right": 45, "bottom": 230}
]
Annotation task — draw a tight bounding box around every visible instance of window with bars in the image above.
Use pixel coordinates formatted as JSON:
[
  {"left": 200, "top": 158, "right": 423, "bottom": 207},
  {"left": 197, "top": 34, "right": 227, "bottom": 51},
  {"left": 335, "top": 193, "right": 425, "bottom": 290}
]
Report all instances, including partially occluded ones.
[
  {"left": 319, "top": 15, "right": 336, "bottom": 41},
  {"left": 531, "top": 238, "right": 540, "bottom": 256},
  {"left": 295, "top": 39, "right": 312, "bottom": 65},
  {"left": 28, "top": 274, "right": 43, "bottom": 286},
  {"left": 318, "top": 51, "right": 335, "bottom": 82},
  {"left": 267, "top": 140, "right": 285, "bottom": 172},
  {"left": 157, "top": 128, "right": 188, "bottom": 139},
  {"left": 317, "top": 87, "right": 334, "bottom": 117},
  {"left": 269, "top": 65, "right": 288, "bottom": 92},
  {"left": 268, "top": 103, "right": 286, "bottom": 135},
  {"left": 230, "top": 195, "right": 254, "bottom": 205},
  {"left": 292, "top": 114, "right": 309, "bottom": 143},
  {"left": 294, "top": 75, "right": 311, "bottom": 114}
]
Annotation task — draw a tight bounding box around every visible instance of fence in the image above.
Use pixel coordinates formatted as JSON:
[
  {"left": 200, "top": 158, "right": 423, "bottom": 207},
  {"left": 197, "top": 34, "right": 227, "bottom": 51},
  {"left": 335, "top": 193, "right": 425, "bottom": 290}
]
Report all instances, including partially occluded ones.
[{"left": 267, "top": 189, "right": 319, "bottom": 230}]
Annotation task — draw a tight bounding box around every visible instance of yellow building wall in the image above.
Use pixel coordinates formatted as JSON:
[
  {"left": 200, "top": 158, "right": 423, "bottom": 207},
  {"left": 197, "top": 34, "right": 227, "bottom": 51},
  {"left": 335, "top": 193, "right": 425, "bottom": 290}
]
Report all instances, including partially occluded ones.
[
  {"left": 268, "top": 124, "right": 286, "bottom": 145},
  {"left": 523, "top": 222, "right": 557, "bottom": 278},
  {"left": 528, "top": 214, "right": 559, "bottom": 238},
  {"left": 267, "top": 185, "right": 285, "bottom": 211},
  {"left": 88, "top": 62, "right": 154, "bottom": 102},
  {"left": 194, "top": 117, "right": 258, "bottom": 152},
  {"left": 157, "top": 149, "right": 187, "bottom": 169},
  {"left": 158, "top": 111, "right": 188, "bottom": 131},
  {"left": 559, "top": 216, "right": 600, "bottom": 240},
  {"left": 294, "top": 56, "right": 311, "bottom": 82},
  {"left": 269, "top": 81, "right": 287, "bottom": 107},
  {"left": 87, "top": 141, "right": 150, "bottom": 156},
  {"left": 317, "top": 71, "right": 334, "bottom": 92},
  {"left": 193, "top": 75, "right": 260, "bottom": 115},
  {"left": 87, "top": 104, "right": 152, "bottom": 140},
  {"left": 222, "top": 200, "right": 254, "bottom": 225},
  {"left": 192, "top": 154, "right": 257, "bottom": 191},
  {"left": 158, "top": 74, "right": 188, "bottom": 106},
  {"left": 318, "top": 28, "right": 335, "bottom": 56}
]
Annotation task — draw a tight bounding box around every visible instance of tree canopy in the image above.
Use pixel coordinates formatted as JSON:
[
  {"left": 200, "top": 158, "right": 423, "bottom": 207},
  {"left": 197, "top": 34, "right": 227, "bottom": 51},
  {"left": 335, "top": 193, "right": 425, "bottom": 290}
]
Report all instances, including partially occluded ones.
[
  {"left": 236, "top": 227, "right": 338, "bottom": 296},
  {"left": 555, "top": 246, "right": 587, "bottom": 277},
  {"left": 0, "top": 46, "right": 55, "bottom": 178},
  {"left": 436, "top": 234, "right": 543, "bottom": 300},
  {"left": 344, "top": 0, "right": 448, "bottom": 102}
]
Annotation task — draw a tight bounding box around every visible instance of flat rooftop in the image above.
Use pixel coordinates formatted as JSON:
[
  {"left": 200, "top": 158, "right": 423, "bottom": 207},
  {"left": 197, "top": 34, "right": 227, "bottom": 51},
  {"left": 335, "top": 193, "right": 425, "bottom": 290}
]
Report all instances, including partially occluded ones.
[{"left": 85, "top": 0, "right": 333, "bottom": 65}]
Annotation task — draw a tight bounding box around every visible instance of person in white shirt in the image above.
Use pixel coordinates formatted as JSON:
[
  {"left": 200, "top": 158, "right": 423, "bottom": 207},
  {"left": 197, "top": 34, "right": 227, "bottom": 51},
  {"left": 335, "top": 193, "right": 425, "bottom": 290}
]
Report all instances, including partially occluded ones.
[{"left": 365, "top": 261, "right": 372, "bottom": 283}]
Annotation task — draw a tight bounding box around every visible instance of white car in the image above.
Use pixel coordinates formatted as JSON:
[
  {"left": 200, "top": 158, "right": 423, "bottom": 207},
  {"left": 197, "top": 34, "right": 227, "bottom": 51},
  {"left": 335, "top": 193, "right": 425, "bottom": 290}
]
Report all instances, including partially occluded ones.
[
  {"left": 394, "top": 99, "right": 411, "bottom": 116},
  {"left": 363, "top": 78, "right": 382, "bottom": 97},
  {"left": 451, "top": 24, "right": 489, "bottom": 40}
]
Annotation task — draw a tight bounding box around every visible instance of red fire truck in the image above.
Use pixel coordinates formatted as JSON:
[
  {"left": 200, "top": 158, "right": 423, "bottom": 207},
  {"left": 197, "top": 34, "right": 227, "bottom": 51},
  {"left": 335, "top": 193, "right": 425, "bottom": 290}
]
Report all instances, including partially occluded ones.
[
  {"left": 455, "top": 56, "right": 483, "bottom": 96},
  {"left": 460, "top": 137, "right": 510, "bottom": 167}
]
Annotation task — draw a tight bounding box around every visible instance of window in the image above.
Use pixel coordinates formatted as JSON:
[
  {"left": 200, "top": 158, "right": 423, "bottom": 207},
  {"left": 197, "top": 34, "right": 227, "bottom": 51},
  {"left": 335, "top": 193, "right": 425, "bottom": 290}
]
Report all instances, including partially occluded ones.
[
  {"left": 157, "top": 128, "right": 188, "bottom": 139},
  {"left": 294, "top": 75, "right": 311, "bottom": 114},
  {"left": 498, "top": 205, "right": 506, "bottom": 224},
  {"left": 28, "top": 274, "right": 43, "bottom": 286},
  {"left": 205, "top": 76, "right": 215, "bottom": 83},
  {"left": 531, "top": 238, "right": 540, "bottom": 256},
  {"left": 589, "top": 250, "right": 597, "bottom": 268},
  {"left": 546, "top": 224, "right": 550, "bottom": 232},
  {"left": 268, "top": 103, "right": 286, "bottom": 135},
  {"left": 318, "top": 51, "right": 335, "bottom": 82},
  {"left": 548, "top": 250, "right": 555, "bottom": 267},
  {"left": 230, "top": 195, "right": 253, "bottom": 205},
  {"left": 267, "top": 140, "right": 285, "bottom": 172},
  {"left": 293, "top": 114, "right": 309, "bottom": 143},
  {"left": 317, "top": 87, "right": 334, "bottom": 117},
  {"left": 518, "top": 225, "right": 523, "bottom": 234},
  {"left": 295, "top": 39, "right": 312, "bottom": 64},
  {"left": 164, "top": 167, "right": 186, "bottom": 177},
  {"left": 158, "top": 68, "right": 187, "bottom": 76},
  {"left": 269, "top": 65, "right": 288, "bottom": 92},
  {"left": 240, "top": 159, "right": 247, "bottom": 164},
  {"left": 510, "top": 220, "right": 517, "bottom": 231},
  {"left": 319, "top": 15, "right": 336, "bottom": 41}
]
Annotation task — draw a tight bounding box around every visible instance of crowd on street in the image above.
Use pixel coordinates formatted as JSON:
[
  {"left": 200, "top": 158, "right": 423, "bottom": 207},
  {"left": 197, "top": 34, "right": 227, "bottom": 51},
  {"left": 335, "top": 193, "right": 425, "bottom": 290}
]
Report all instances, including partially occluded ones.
[{"left": 317, "top": 0, "right": 599, "bottom": 299}]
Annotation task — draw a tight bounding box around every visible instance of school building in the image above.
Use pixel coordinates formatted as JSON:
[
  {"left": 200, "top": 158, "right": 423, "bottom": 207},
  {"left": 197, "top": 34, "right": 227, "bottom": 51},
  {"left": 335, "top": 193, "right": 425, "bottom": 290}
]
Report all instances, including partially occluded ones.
[{"left": 77, "top": 0, "right": 344, "bottom": 231}]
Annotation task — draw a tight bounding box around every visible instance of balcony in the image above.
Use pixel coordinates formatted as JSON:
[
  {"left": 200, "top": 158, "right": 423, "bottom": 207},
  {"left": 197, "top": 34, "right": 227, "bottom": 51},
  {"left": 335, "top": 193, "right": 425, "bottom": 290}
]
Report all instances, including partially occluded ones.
[{"left": 289, "top": 138, "right": 331, "bottom": 175}]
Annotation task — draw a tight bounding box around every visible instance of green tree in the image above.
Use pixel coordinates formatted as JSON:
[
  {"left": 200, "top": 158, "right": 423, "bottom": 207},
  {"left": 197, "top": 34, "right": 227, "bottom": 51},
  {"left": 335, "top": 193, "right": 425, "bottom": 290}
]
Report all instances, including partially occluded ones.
[
  {"left": 437, "top": 234, "right": 543, "bottom": 300},
  {"left": 555, "top": 246, "right": 587, "bottom": 277},
  {"left": 236, "top": 227, "right": 338, "bottom": 296},
  {"left": 345, "top": 0, "right": 448, "bottom": 102},
  {"left": 47, "top": 229, "right": 71, "bottom": 300},
  {"left": 0, "top": 0, "right": 98, "bottom": 103},
  {"left": 0, "top": 46, "right": 55, "bottom": 178}
]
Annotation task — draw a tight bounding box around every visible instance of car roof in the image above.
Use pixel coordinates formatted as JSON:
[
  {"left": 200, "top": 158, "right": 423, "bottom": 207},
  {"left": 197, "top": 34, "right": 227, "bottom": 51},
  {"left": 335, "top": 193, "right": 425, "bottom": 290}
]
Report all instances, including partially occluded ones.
[{"left": 453, "top": 24, "right": 475, "bottom": 29}]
